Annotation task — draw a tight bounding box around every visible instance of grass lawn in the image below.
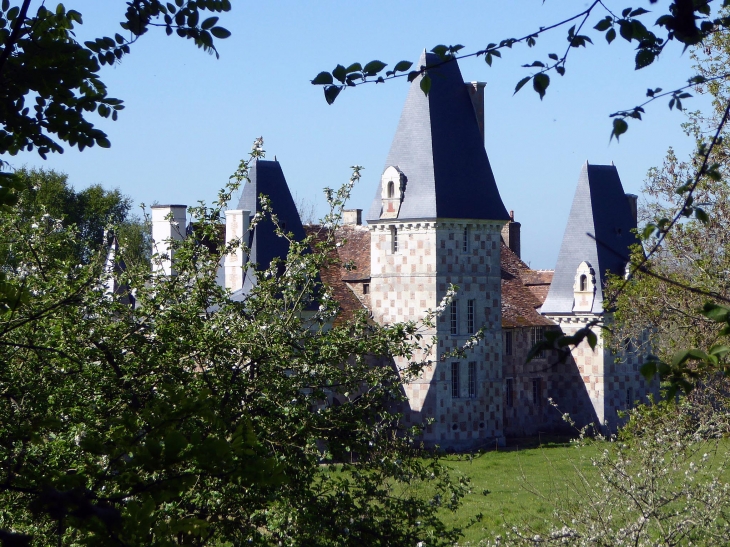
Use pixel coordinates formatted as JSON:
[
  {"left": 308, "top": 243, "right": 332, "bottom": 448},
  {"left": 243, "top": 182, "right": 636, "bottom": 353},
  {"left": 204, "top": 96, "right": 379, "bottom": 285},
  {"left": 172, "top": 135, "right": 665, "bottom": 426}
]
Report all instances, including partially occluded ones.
[{"left": 437, "top": 441, "right": 601, "bottom": 545}]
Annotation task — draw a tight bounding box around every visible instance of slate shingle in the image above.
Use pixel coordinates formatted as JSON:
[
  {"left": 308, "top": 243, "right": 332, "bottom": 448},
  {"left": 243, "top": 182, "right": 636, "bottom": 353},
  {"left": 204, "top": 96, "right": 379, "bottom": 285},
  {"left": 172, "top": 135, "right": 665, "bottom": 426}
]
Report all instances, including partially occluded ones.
[{"left": 366, "top": 51, "right": 509, "bottom": 223}]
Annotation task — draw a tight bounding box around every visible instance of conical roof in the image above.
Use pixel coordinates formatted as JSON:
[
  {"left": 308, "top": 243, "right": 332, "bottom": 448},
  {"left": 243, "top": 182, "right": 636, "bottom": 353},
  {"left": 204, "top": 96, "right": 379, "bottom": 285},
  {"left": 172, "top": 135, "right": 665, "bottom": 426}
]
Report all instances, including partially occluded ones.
[
  {"left": 236, "top": 159, "right": 306, "bottom": 270},
  {"left": 367, "top": 51, "right": 509, "bottom": 222},
  {"left": 541, "top": 162, "right": 638, "bottom": 315}
]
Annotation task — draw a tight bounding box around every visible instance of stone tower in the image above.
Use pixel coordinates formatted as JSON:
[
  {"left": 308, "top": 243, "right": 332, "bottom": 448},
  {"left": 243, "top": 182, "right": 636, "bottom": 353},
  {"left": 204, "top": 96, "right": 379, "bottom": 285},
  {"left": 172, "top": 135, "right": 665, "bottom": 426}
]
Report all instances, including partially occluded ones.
[
  {"left": 541, "top": 162, "right": 655, "bottom": 429},
  {"left": 366, "top": 52, "right": 511, "bottom": 449}
]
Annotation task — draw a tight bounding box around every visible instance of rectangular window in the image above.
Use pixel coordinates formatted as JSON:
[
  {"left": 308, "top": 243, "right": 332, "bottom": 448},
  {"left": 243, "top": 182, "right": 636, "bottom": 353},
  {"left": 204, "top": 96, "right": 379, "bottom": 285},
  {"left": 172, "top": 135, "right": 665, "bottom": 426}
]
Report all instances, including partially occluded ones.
[
  {"left": 505, "top": 330, "right": 513, "bottom": 356},
  {"left": 362, "top": 283, "right": 370, "bottom": 295},
  {"left": 505, "top": 378, "right": 514, "bottom": 407},
  {"left": 467, "top": 299, "right": 475, "bottom": 334},
  {"left": 468, "top": 362, "right": 476, "bottom": 398},
  {"left": 450, "top": 300, "right": 458, "bottom": 335},
  {"left": 532, "top": 378, "right": 541, "bottom": 406},
  {"left": 531, "top": 326, "right": 546, "bottom": 359},
  {"left": 451, "top": 363, "right": 460, "bottom": 398},
  {"left": 462, "top": 226, "right": 469, "bottom": 252},
  {"left": 390, "top": 226, "right": 398, "bottom": 253},
  {"left": 626, "top": 387, "right": 633, "bottom": 408}
]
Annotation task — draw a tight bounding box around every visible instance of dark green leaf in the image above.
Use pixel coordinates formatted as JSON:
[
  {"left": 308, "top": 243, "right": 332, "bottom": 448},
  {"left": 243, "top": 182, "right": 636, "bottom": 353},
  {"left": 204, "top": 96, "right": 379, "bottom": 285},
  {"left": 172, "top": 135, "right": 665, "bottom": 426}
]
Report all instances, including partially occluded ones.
[
  {"left": 201, "top": 16, "right": 218, "bottom": 30},
  {"left": 532, "top": 73, "right": 549, "bottom": 100},
  {"left": 210, "top": 26, "right": 230, "bottom": 39},
  {"left": 514, "top": 76, "right": 531, "bottom": 94},
  {"left": 345, "top": 63, "right": 362, "bottom": 73},
  {"left": 311, "top": 72, "right": 333, "bottom": 86},
  {"left": 394, "top": 60, "right": 413, "bottom": 72},
  {"left": 420, "top": 73, "right": 432, "bottom": 96},
  {"left": 611, "top": 118, "right": 628, "bottom": 141},
  {"left": 548, "top": 53, "right": 558, "bottom": 61},
  {"left": 635, "top": 49, "right": 655, "bottom": 69},
  {"left": 324, "top": 85, "right": 341, "bottom": 105},
  {"left": 332, "top": 65, "right": 347, "bottom": 84},
  {"left": 606, "top": 28, "right": 616, "bottom": 43},
  {"left": 702, "top": 303, "right": 730, "bottom": 322},
  {"left": 594, "top": 17, "right": 612, "bottom": 31},
  {"left": 363, "top": 60, "right": 387, "bottom": 75}
]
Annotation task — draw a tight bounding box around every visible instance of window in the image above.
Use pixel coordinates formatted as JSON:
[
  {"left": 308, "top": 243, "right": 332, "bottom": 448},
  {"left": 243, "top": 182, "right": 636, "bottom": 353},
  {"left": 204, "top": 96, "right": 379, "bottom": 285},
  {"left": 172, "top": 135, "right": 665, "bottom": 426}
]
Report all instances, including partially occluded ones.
[
  {"left": 462, "top": 226, "right": 469, "bottom": 252},
  {"left": 451, "top": 363, "right": 460, "bottom": 398},
  {"left": 363, "top": 283, "right": 370, "bottom": 295},
  {"left": 505, "top": 378, "right": 514, "bottom": 407},
  {"left": 579, "top": 274, "right": 587, "bottom": 291},
  {"left": 467, "top": 299, "right": 475, "bottom": 334},
  {"left": 531, "top": 326, "right": 546, "bottom": 359},
  {"left": 387, "top": 180, "right": 394, "bottom": 198},
  {"left": 532, "top": 378, "right": 542, "bottom": 406},
  {"left": 468, "top": 362, "right": 476, "bottom": 398},
  {"left": 450, "top": 300, "right": 458, "bottom": 335},
  {"left": 626, "top": 387, "right": 633, "bottom": 408},
  {"left": 390, "top": 226, "right": 398, "bottom": 253},
  {"left": 505, "top": 331, "right": 513, "bottom": 356}
]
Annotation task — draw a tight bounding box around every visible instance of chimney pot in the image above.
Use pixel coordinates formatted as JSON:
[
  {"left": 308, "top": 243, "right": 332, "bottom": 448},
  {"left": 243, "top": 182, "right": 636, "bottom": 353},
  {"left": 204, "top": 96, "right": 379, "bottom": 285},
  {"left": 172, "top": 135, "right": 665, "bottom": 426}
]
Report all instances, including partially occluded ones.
[{"left": 343, "top": 209, "right": 362, "bottom": 226}]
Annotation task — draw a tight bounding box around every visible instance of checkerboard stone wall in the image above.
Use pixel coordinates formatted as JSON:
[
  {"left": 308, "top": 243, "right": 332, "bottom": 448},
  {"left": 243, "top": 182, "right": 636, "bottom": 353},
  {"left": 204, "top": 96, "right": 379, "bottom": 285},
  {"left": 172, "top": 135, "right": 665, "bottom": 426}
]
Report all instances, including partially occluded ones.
[
  {"left": 370, "top": 220, "right": 505, "bottom": 449},
  {"left": 545, "top": 315, "right": 658, "bottom": 432}
]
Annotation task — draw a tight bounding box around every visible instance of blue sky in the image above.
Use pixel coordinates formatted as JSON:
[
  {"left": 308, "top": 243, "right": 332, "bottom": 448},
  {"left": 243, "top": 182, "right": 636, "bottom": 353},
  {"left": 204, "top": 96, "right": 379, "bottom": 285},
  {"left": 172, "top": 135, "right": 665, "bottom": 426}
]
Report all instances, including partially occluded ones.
[{"left": 9, "top": 1, "right": 707, "bottom": 269}]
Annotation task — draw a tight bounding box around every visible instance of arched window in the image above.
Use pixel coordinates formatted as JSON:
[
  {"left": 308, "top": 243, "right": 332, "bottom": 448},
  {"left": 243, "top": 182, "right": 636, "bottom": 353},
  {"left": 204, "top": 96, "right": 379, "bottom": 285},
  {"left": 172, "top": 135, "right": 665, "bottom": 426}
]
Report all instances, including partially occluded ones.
[
  {"left": 579, "top": 274, "right": 587, "bottom": 292},
  {"left": 387, "top": 181, "right": 395, "bottom": 198}
]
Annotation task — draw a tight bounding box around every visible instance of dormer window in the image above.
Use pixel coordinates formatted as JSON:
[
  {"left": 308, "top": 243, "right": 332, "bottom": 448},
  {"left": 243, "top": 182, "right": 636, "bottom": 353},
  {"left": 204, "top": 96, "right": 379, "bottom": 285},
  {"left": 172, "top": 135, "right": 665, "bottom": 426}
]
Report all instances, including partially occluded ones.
[
  {"left": 573, "top": 261, "right": 596, "bottom": 313},
  {"left": 380, "top": 166, "right": 406, "bottom": 219}
]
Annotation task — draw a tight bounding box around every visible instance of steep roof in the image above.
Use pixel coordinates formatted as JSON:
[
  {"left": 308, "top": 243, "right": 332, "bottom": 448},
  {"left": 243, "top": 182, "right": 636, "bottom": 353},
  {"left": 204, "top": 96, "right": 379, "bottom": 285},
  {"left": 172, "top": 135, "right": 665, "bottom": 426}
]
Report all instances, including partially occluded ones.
[
  {"left": 304, "top": 225, "right": 368, "bottom": 326},
  {"left": 236, "top": 158, "right": 305, "bottom": 266},
  {"left": 540, "top": 162, "right": 638, "bottom": 315},
  {"left": 232, "top": 159, "right": 307, "bottom": 297},
  {"left": 366, "top": 51, "right": 509, "bottom": 223},
  {"left": 501, "top": 242, "right": 554, "bottom": 328}
]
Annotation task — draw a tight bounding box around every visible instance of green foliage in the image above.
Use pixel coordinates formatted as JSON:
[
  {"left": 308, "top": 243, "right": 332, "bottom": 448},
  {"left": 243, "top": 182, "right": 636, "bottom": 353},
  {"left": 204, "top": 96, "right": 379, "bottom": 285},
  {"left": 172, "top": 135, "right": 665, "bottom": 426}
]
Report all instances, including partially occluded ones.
[
  {"left": 0, "top": 1, "right": 231, "bottom": 168},
  {"left": 313, "top": 1, "right": 730, "bottom": 139},
  {"left": 0, "top": 148, "right": 466, "bottom": 545},
  {"left": 481, "top": 397, "right": 730, "bottom": 545},
  {"left": 6, "top": 167, "right": 149, "bottom": 266}
]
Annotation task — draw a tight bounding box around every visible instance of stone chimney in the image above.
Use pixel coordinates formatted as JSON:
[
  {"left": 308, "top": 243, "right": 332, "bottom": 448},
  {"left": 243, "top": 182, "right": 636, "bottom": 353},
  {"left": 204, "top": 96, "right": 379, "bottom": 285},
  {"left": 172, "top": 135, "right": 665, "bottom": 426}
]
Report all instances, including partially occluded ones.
[
  {"left": 466, "top": 81, "right": 486, "bottom": 143},
  {"left": 625, "top": 193, "right": 638, "bottom": 226},
  {"left": 224, "top": 209, "right": 251, "bottom": 291},
  {"left": 151, "top": 205, "right": 187, "bottom": 275},
  {"left": 343, "top": 208, "right": 362, "bottom": 226},
  {"left": 501, "top": 210, "right": 521, "bottom": 258}
]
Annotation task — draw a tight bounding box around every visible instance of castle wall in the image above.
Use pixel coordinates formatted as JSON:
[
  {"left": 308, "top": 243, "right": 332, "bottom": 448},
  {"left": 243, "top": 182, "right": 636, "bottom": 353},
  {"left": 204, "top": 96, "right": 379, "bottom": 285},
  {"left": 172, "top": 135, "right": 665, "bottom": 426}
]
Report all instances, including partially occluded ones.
[
  {"left": 370, "top": 220, "right": 505, "bottom": 449},
  {"left": 547, "top": 315, "right": 657, "bottom": 432}
]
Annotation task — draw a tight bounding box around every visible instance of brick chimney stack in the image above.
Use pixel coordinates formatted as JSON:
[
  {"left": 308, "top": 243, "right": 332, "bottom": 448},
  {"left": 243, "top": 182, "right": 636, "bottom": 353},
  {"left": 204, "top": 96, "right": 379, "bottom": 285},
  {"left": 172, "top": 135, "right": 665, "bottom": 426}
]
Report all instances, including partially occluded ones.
[{"left": 501, "top": 210, "right": 521, "bottom": 258}]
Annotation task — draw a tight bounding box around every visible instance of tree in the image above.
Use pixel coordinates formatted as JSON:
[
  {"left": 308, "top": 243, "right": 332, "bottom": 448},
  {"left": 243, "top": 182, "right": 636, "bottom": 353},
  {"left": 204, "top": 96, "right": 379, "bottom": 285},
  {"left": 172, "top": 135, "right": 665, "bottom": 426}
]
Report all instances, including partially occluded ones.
[
  {"left": 0, "top": 148, "right": 467, "bottom": 546},
  {"left": 7, "top": 167, "right": 149, "bottom": 267},
  {"left": 0, "top": 1, "right": 232, "bottom": 213},
  {"left": 480, "top": 396, "right": 730, "bottom": 546}
]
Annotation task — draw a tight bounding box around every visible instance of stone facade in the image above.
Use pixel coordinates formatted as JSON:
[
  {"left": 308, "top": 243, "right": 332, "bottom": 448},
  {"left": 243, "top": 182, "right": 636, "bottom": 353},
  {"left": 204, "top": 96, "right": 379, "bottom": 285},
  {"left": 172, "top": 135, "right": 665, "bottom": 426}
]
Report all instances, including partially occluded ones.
[{"left": 369, "top": 220, "right": 505, "bottom": 448}]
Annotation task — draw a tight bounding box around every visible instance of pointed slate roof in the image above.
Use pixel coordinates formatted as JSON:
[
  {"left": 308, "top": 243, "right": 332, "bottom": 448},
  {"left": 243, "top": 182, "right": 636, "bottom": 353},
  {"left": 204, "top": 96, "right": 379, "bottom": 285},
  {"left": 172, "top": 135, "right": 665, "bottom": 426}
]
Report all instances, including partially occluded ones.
[
  {"left": 233, "top": 159, "right": 306, "bottom": 295},
  {"left": 541, "top": 163, "right": 638, "bottom": 315},
  {"left": 366, "top": 51, "right": 509, "bottom": 222}
]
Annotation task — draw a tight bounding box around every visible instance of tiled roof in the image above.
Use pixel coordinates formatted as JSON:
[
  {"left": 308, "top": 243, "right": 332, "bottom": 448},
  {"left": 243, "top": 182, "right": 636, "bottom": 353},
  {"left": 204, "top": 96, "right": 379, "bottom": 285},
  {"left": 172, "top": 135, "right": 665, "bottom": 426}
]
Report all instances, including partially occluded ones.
[
  {"left": 501, "top": 242, "right": 554, "bottom": 328},
  {"left": 334, "top": 225, "right": 371, "bottom": 281},
  {"left": 366, "top": 51, "right": 509, "bottom": 223},
  {"left": 304, "top": 225, "right": 368, "bottom": 326},
  {"left": 541, "top": 162, "right": 638, "bottom": 315}
]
